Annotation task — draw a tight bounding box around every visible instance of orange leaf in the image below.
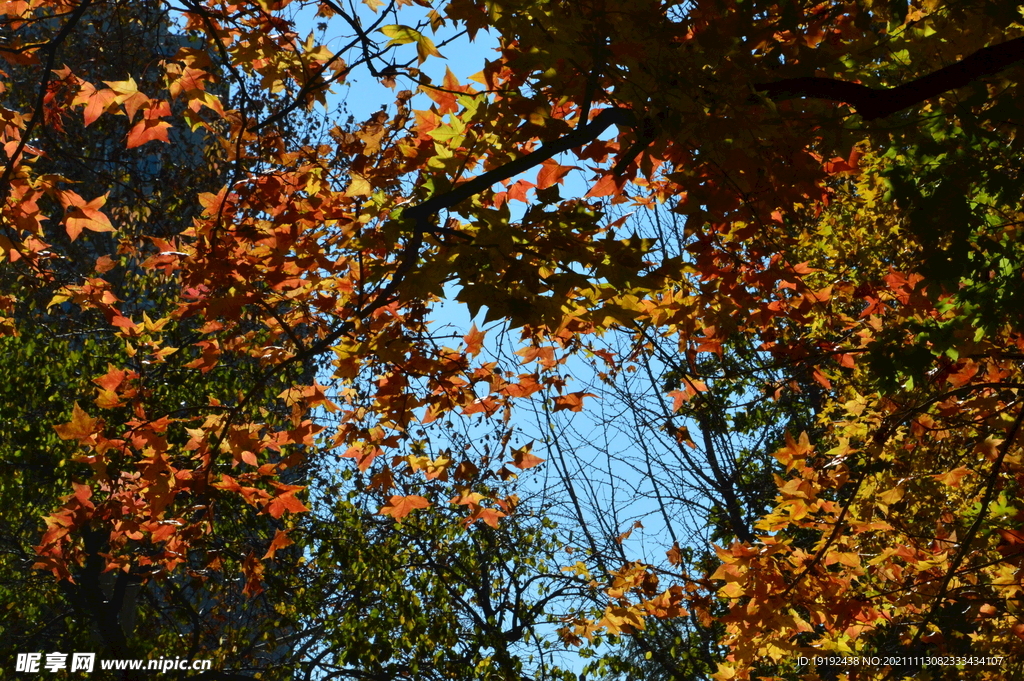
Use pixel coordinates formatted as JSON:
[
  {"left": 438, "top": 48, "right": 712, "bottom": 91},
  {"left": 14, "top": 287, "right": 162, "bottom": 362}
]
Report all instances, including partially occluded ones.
[
  {"left": 262, "top": 529, "right": 295, "bottom": 560},
  {"left": 464, "top": 324, "right": 485, "bottom": 357},
  {"left": 466, "top": 506, "right": 506, "bottom": 528},
  {"left": 53, "top": 402, "right": 100, "bottom": 443},
  {"left": 380, "top": 494, "right": 430, "bottom": 521},
  {"left": 82, "top": 88, "right": 118, "bottom": 127},
  {"left": 552, "top": 391, "right": 597, "bottom": 412},
  {"left": 510, "top": 442, "right": 543, "bottom": 469},
  {"left": 266, "top": 491, "right": 309, "bottom": 518},
  {"left": 932, "top": 466, "right": 972, "bottom": 488},
  {"left": 536, "top": 158, "right": 575, "bottom": 190},
  {"left": 242, "top": 552, "right": 264, "bottom": 597},
  {"left": 63, "top": 193, "right": 114, "bottom": 241},
  {"left": 507, "top": 179, "right": 534, "bottom": 203},
  {"left": 93, "top": 364, "right": 128, "bottom": 392},
  {"left": 126, "top": 119, "right": 171, "bottom": 149},
  {"left": 586, "top": 172, "right": 624, "bottom": 198},
  {"left": 342, "top": 444, "right": 380, "bottom": 472},
  {"left": 450, "top": 490, "right": 485, "bottom": 506}
]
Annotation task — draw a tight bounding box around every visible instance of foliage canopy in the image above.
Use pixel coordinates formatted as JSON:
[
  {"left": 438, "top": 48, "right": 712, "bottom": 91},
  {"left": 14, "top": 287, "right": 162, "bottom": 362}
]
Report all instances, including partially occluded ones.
[{"left": 4, "top": 0, "right": 1024, "bottom": 678}]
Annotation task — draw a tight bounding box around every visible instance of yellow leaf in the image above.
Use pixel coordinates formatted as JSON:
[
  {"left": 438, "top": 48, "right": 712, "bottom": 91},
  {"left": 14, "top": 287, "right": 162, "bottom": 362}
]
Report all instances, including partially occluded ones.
[{"left": 346, "top": 171, "right": 372, "bottom": 197}]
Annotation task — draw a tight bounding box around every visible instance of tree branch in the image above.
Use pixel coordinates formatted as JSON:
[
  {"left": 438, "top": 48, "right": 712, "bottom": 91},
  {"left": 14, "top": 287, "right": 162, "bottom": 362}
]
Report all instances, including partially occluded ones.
[{"left": 756, "top": 36, "right": 1024, "bottom": 120}]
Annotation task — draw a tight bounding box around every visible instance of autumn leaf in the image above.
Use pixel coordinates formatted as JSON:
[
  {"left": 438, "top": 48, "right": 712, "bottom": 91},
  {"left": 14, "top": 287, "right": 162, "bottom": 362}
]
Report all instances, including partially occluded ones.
[
  {"left": 126, "top": 118, "right": 171, "bottom": 149},
  {"left": 585, "top": 172, "right": 624, "bottom": 198},
  {"left": 552, "top": 392, "right": 597, "bottom": 412},
  {"left": 380, "top": 25, "right": 442, "bottom": 64},
  {"left": 932, "top": 466, "right": 972, "bottom": 487},
  {"left": 536, "top": 159, "right": 575, "bottom": 190},
  {"left": 61, "top": 192, "right": 115, "bottom": 240},
  {"left": 509, "top": 442, "right": 543, "bottom": 469},
  {"left": 463, "top": 324, "right": 485, "bottom": 357},
  {"left": 380, "top": 494, "right": 430, "bottom": 521},
  {"left": 345, "top": 171, "right": 372, "bottom": 197},
  {"left": 450, "top": 490, "right": 485, "bottom": 507},
  {"left": 12, "top": 0, "right": 1024, "bottom": 673},
  {"left": 265, "top": 490, "right": 310, "bottom": 518},
  {"left": 53, "top": 402, "right": 100, "bottom": 444},
  {"left": 81, "top": 87, "right": 118, "bottom": 127},
  {"left": 465, "top": 506, "right": 506, "bottom": 528},
  {"left": 262, "top": 529, "right": 295, "bottom": 559},
  {"left": 241, "top": 552, "right": 264, "bottom": 597}
]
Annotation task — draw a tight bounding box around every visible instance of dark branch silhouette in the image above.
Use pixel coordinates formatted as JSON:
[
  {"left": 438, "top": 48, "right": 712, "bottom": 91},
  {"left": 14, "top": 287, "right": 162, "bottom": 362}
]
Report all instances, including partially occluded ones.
[{"left": 756, "top": 36, "right": 1024, "bottom": 119}]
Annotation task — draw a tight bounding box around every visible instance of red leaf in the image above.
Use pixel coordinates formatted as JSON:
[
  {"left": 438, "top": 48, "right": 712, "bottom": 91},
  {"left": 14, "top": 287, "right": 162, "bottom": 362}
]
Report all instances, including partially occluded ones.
[{"left": 507, "top": 179, "right": 534, "bottom": 203}]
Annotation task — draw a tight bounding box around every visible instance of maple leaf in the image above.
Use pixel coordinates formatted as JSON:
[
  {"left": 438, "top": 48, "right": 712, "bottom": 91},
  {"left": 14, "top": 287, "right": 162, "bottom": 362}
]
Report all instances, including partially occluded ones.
[
  {"left": 509, "top": 442, "right": 543, "bottom": 469},
  {"left": 450, "top": 490, "right": 485, "bottom": 507},
  {"left": 265, "top": 490, "right": 310, "bottom": 518},
  {"left": 585, "top": 172, "right": 625, "bottom": 198},
  {"left": 463, "top": 324, "right": 485, "bottom": 357},
  {"left": 81, "top": 87, "right": 118, "bottom": 127},
  {"left": 342, "top": 444, "right": 380, "bottom": 472},
  {"left": 380, "top": 494, "right": 430, "bottom": 521},
  {"left": 932, "top": 466, "right": 972, "bottom": 487},
  {"left": 241, "top": 552, "right": 264, "bottom": 597},
  {"left": 345, "top": 171, "right": 372, "bottom": 197},
  {"left": 506, "top": 179, "right": 534, "bottom": 203},
  {"left": 465, "top": 506, "right": 505, "bottom": 528},
  {"left": 61, "top": 191, "right": 115, "bottom": 240},
  {"left": 53, "top": 402, "right": 101, "bottom": 443},
  {"left": 552, "top": 392, "right": 597, "bottom": 412},
  {"left": 536, "top": 159, "right": 576, "bottom": 190},
  {"left": 92, "top": 364, "right": 128, "bottom": 392},
  {"left": 126, "top": 118, "right": 171, "bottom": 149},
  {"left": 262, "top": 529, "right": 295, "bottom": 559},
  {"left": 380, "top": 25, "right": 441, "bottom": 64}
]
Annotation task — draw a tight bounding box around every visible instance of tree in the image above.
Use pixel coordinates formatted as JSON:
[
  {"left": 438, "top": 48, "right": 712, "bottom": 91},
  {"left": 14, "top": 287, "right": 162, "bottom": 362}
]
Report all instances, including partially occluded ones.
[
  {"left": 0, "top": 2, "right": 335, "bottom": 674},
  {"left": 5, "top": 1, "right": 1024, "bottom": 680}
]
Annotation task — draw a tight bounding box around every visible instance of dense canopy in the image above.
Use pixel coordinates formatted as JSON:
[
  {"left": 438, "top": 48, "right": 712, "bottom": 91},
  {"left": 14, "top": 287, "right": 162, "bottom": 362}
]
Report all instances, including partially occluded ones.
[{"left": 3, "top": 0, "right": 1024, "bottom": 679}]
